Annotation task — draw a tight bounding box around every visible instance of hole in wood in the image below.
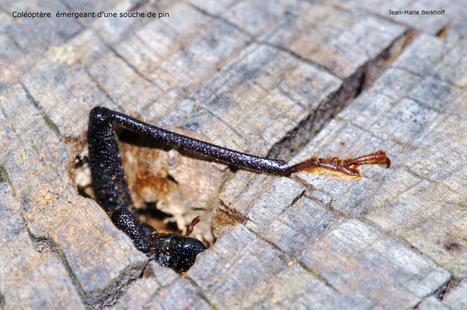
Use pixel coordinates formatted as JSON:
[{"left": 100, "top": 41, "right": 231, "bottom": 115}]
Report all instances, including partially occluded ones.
[{"left": 74, "top": 127, "right": 225, "bottom": 247}]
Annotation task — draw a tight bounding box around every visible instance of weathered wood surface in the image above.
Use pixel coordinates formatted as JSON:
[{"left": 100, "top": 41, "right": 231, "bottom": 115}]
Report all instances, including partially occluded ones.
[{"left": 1, "top": 0, "right": 466, "bottom": 309}]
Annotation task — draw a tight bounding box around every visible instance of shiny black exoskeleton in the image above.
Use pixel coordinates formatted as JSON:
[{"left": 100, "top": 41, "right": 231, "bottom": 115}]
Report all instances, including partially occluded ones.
[
  {"left": 143, "top": 224, "right": 206, "bottom": 273},
  {"left": 88, "top": 107, "right": 206, "bottom": 274}
]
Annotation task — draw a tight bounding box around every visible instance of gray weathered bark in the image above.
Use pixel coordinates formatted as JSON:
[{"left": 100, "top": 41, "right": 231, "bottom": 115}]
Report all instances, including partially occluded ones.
[{"left": 0, "top": 0, "right": 466, "bottom": 309}]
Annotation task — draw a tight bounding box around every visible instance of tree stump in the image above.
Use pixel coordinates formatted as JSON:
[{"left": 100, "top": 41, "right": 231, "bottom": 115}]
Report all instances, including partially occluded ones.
[{"left": 0, "top": 0, "right": 466, "bottom": 309}]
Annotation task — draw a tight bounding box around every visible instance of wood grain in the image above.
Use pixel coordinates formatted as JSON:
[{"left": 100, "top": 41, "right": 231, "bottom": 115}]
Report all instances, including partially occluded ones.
[{"left": 0, "top": 0, "right": 465, "bottom": 309}]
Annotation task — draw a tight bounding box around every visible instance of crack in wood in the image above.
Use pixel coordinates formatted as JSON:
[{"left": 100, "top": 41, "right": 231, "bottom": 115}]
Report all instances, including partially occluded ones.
[
  {"left": 25, "top": 223, "right": 145, "bottom": 309},
  {"left": 20, "top": 83, "right": 62, "bottom": 139},
  {"left": 25, "top": 226, "right": 87, "bottom": 306},
  {"left": 215, "top": 198, "right": 249, "bottom": 226},
  {"left": 0, "top": 165, "right": 16, "bottom": 196},
  {"left": 267, "top": 31, "right": 414, "bottom": 161},
  {"left": 184, "top": 276, "right": 218, "bottom": 310}
]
